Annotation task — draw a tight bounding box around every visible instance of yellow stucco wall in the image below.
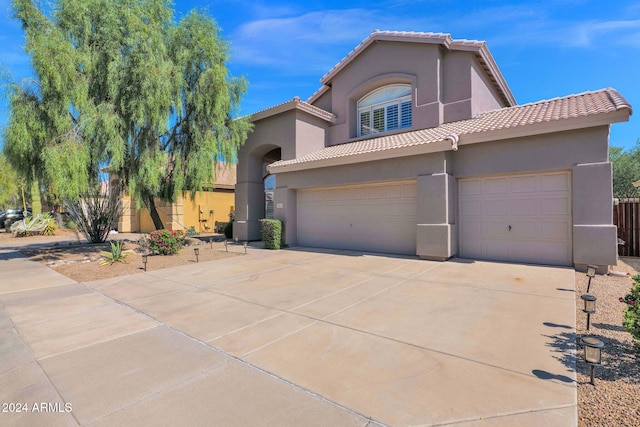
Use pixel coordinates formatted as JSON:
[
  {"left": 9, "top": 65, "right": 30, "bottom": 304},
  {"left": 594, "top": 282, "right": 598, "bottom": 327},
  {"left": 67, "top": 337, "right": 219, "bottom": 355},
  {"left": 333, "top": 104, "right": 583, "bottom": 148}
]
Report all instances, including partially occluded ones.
[
  {"left": 118, "top": 190, "right": 234, "bottom": 233},
  {"left": 180, "top": 189, "right": 235, "bottom": 233}
]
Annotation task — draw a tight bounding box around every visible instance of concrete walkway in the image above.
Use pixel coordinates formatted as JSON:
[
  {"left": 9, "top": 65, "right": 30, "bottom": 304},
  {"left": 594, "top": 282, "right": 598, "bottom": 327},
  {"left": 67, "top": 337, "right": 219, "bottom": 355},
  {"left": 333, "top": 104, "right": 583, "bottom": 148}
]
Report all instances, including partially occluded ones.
[{"left": 0, "top": 245, "right": 577, "bottom": 426}]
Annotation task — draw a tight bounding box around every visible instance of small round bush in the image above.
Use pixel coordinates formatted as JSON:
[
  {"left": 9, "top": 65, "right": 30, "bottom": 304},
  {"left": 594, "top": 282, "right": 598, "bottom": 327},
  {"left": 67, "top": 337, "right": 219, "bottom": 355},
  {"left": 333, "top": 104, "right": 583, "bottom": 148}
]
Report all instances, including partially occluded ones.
[
  {"left": 147, "top": 229, "right": 186, "bottom": 255},
  {"left": 223, "top": 221, "right": 233, "bottom": 239}
]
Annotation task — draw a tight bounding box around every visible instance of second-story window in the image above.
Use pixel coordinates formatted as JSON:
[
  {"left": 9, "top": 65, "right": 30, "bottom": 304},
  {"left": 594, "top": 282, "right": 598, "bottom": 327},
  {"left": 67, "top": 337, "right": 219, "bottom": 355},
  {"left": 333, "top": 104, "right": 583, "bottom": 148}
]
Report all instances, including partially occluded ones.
[{"left": 357, "top": 84, "right": 412, "bottom": 137}]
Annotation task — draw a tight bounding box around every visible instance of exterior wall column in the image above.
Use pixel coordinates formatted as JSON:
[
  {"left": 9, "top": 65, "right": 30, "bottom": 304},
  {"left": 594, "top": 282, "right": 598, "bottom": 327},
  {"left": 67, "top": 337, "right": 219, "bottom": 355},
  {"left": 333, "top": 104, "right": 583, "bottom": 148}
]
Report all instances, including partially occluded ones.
[
  {"left": 274, "top": 187, "right": 297, "bottom": 246},
  {"left": 234, "top": 181, "right": 265, "bottom": 241},
  {"left": 118, "top": 196, "right": 139, "bottom": 232},
  {"left": 572, "top": 162, "right": 617, "bottom": 268},
  {"left": 416, "top": 173, "right": 457, "bottom": 260}
]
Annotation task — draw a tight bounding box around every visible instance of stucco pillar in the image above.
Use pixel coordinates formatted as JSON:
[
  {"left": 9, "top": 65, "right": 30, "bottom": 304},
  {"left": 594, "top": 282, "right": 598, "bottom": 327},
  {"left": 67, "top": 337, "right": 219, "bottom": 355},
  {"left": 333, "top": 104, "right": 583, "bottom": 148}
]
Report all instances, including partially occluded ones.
[
  {"left": 274, "top": 187, "right": 297, "bottom": 246},
  {"left": 118, "top": 197, "right": 139, "bottom": 232},
  {"left": 572, "top": 162, "right": 617, "bottom": 267},
  {"left": 416, "top": 173, "right": 457, "bottom": 260},
  {"left": 234, "top": 181, "right": 264, "bottom": 241}
]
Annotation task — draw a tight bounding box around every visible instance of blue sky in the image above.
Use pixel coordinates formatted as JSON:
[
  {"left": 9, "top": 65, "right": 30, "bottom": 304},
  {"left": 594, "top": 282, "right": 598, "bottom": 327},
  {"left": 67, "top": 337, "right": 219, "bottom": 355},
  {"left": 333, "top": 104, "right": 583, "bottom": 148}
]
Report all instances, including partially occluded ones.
[{"left": 0, "top": 0, "right": 638, "bottom": 150}]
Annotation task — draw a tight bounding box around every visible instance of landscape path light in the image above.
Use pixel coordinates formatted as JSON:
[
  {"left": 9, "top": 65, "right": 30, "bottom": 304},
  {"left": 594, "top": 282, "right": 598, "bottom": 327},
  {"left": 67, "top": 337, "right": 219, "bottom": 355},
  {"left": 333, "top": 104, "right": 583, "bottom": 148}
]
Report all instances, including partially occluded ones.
[
  {"left": 224, "top": 240, "right": 228, "bottom": 252},
  {"left": 243, "top": 241, "right": 248, "bottom": 254},
  {"left": 194, "top": 247, "right": 200, "bottom": 263},
  {"left": 586, "top": 264, "right": 597, "bottom": 292},
  {"left": 581, "top": 336, "right": 604, "bottom": 385},
  {"left": 581, "top": 294, "right": 597, "bottom": 330},
  {"left": 209, "top": 238, "right": 213, "bottom": 250},
  {"left": 142, "top": 254, "right": 148, "bottom": 272}
]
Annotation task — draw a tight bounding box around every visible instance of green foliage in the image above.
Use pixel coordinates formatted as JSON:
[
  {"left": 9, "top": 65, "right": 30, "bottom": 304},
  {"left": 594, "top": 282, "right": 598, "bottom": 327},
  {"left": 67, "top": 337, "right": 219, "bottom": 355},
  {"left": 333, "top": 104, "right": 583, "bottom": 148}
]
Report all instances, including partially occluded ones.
[
  {"left": 100, "top": 240, "right": 128, "bottom": 265},
  {"left": 147, "top": 229, "right": 185, "bottom": 255},
  {"left": 0, "top": 153, "right": 21, "bottom": 208},
  {"left": 610, "top": 142, "right": 640, "bottom": 199},
  {"left": 6, "top": 0, "right": 252, "bottom": 228},
  {"left": 620, "top": 275, "right": 640, "bottom": 340},
  {"left": 185, "top": 225, "right": 199, "bottom": 237},
  {"left": 65, "top": 184, "right": 122, "bottom": 243},
  {"left": 223, "top": 221, "right": 233, "bottom": 239},
  {"left": 41, "top": 213, "right": 57, "bottom": 235},
  {"left": 10, "top": 213, "right": 56, "bottom": 236},
  {"left": 260, "top": 219, "right": 282, "bottom": 250}
]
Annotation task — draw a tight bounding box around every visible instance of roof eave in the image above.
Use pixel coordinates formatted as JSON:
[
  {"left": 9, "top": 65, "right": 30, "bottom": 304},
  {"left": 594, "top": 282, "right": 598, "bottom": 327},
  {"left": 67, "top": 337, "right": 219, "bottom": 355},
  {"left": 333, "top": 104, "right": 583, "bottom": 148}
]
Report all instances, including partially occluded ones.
[
  {"left": 268, "top": 109, "right": 630, "bottom": 174},
  {"left": 250, "top": 98, "right": 336, "bottom": 124}
]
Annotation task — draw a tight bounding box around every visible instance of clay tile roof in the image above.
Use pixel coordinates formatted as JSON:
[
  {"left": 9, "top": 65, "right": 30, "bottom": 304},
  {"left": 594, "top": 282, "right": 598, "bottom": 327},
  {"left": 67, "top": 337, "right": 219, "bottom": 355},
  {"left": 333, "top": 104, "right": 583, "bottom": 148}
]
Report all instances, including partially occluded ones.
[
  {"left": 271, "top": 88, "right": 631, "bottom": 171},
  {"left": 249, "top": 97, "right": 336, "bottom": 123}
]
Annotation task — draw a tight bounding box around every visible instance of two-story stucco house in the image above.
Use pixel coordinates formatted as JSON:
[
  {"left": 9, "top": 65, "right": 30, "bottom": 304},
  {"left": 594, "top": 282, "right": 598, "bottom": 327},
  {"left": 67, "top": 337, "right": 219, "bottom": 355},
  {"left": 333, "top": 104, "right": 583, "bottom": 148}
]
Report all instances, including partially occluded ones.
[{"left": 234, "top": 30, "right": 632, "bottom": 270}]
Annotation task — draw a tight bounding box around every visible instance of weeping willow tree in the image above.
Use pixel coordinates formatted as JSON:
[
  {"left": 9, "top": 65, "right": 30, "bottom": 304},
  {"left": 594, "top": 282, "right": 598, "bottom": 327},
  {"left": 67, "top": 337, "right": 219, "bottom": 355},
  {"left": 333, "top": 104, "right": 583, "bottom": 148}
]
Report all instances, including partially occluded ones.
[
  {"left": 6, "top": 0, "right": 252, "bottom": 229},
  {"left": 3, "top": 83, "right": 47, "bottom": 215},
  {"left": 0, "top": 152, "right": 22, "bottom": 209}
]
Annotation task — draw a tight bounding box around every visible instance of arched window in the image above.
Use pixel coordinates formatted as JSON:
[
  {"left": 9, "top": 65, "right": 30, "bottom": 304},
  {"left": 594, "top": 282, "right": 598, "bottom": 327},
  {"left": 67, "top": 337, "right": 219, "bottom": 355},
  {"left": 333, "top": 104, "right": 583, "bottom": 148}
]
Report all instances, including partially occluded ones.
[{"left": 357, "top": 84, "right": 412, "bottom": 137}]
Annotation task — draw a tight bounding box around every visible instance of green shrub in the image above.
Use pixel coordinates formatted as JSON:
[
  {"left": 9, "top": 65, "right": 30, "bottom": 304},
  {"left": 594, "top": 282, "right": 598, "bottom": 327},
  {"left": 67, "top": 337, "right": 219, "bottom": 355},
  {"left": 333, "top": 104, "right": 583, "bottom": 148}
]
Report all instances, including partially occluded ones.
[
  {"left": 186, "top": 225, "right": 199, "bottom": 237},
  {"left": 100, "top": 241, "right": 129, "bottom": 265},
  {"left": 42, "top": 214, "right": 57, "bottom": 236},
  {"left": 223, "top": 221, "right": 233, "bottom": 239},
  {"left": 620, "top": 275, "right": 640, "bottom": 340},
  {"left": 147, "top": 229, "right": 185, "bottom": 255},
  {"left": 260, "top": 219, "right": 282, "bottom": 250},
  {"left": 10, "top": 214, "right": 57, "bottom": 237}
]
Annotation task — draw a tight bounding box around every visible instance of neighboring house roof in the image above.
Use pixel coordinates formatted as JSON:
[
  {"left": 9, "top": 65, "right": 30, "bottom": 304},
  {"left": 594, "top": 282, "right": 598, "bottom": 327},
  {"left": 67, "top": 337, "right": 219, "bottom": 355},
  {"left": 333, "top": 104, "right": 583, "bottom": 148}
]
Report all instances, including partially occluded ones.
[
  {"left": 211, "top": 163, "right": 236, "bottom": 189},
  {"left": 270, "top": 88, "right": 632, "bottom": 173},
  {"left": 308, "top": 30, "right": 516, "bottom": 107},
  {"left": 250, "top": 96, "right": 337, "bottom": 123}
]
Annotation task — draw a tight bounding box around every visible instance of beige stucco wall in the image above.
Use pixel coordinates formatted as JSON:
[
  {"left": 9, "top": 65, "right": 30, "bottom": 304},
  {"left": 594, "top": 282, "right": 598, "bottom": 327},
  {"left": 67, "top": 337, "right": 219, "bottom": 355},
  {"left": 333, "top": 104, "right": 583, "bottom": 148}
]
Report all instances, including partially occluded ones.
[
  {"left": 235, "top": 109, "right": 329, "bottom": 240},
  {"left": 272, "top": 125, "right": 614, "bottom": 266},
  {"left": 235, "top": 35, "right": 619, "bottom": 267},
  {"left": 318, "top": 41, "right": 506, "bottom": 145}
]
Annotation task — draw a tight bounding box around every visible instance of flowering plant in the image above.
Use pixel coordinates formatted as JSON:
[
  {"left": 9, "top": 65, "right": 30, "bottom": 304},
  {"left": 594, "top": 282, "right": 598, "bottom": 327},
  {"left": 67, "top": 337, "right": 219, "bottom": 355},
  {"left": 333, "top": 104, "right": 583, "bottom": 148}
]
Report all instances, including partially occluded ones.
[
  {"left": 147, "top": 229, "right": 185, "bottom": 255},
  {"left": 620, "top": 274, "right": 640, "bottom": 340}
]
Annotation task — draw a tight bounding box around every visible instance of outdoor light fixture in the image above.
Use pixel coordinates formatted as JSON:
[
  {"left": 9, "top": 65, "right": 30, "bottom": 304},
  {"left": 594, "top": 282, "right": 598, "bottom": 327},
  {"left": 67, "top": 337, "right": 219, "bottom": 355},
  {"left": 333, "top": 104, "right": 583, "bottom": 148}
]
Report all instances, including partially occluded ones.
[
  {"left": 581, "top": 336, "right": 604, "bottom": 385},
  {"left": 194, "top": 247, "right": 200, "bottom": 263},
  {"left": 142, "top": 254, "right": 148, "bottom": 272},
  {"left": 209, "top": 238, "right": 213, "bottom": 250},
  {"left": 581, "top": 294, "right": 597, "bottom": 330},
  {"left": 224, "top": 240, "right": 228, "bottom": 252},
  {"left": 243, "top": 241, "right": 248, "bottom": 254},
  {"left": 586, "top": 264, "right": 598, "bottom": 292}
]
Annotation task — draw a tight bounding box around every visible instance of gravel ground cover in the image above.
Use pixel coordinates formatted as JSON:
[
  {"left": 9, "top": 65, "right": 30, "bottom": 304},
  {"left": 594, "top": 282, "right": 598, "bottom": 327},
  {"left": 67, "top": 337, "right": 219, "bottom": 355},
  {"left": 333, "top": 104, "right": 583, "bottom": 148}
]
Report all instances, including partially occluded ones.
[
  {"left": 576, "top": 258, "right": 640, "bottom": 427},
  {"left": 2, "top": 229, "right": 242, "bottom": 283}
]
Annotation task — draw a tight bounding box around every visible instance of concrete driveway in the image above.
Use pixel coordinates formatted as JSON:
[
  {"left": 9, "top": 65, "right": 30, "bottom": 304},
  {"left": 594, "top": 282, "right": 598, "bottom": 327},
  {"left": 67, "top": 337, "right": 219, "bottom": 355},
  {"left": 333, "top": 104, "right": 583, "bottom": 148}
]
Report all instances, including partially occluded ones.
[{"left": 0, "top": 245, "right": 577, "bottom": 426}]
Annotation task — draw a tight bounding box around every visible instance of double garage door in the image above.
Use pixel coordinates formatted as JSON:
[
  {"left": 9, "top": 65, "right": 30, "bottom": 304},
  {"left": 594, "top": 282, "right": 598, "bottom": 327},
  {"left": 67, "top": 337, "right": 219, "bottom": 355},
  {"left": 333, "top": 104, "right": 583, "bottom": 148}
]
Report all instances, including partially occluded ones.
[
  {"left": 459, "top": 172, "right": 573, "bottom": 266},
  {"left": 297, "top": 181, "right": 417, "bottom": 255},
  {"left": 296, "top": 172, "right": 572, "bottom": 265}
]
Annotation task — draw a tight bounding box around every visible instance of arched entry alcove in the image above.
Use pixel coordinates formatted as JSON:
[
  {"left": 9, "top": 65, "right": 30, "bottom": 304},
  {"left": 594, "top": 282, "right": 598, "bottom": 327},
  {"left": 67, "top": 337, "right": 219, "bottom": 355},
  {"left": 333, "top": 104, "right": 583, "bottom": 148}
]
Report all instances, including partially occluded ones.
[{"left": 235, "top": 144, "right": 282, "bottom": 241}]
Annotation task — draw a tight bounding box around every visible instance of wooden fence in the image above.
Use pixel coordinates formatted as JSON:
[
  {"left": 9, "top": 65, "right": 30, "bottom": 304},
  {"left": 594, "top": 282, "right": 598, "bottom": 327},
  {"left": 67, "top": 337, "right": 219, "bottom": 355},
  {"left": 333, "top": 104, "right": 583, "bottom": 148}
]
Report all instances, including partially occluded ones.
[{"left": 614, "top": 198, "right": 640, "bottom": 257}]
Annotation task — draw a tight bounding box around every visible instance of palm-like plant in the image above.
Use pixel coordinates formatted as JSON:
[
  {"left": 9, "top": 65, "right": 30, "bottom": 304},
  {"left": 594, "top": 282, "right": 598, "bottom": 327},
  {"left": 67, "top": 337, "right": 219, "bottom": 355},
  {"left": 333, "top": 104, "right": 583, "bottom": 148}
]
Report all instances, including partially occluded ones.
[{"left": 100, "top": 241, "right": 128, "bottom": 266}]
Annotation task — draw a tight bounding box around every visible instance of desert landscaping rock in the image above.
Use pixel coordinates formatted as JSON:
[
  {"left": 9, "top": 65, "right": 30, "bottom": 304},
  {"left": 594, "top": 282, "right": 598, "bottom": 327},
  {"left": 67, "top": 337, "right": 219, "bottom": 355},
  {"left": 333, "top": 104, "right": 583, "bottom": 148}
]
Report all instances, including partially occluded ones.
[{"left": 576, "top": 258, "right": 640, "bottom": 427}]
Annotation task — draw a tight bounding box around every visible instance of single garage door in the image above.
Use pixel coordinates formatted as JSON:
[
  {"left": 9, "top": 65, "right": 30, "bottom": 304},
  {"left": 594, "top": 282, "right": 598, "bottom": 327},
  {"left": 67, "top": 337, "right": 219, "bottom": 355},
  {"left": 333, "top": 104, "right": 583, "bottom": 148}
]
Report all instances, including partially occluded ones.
[
  {"left": 459, "top": 172, "right": 572, "bottom": 266},
  {"left": 297, "top": 181, "right": 417, "bottom": 255}
]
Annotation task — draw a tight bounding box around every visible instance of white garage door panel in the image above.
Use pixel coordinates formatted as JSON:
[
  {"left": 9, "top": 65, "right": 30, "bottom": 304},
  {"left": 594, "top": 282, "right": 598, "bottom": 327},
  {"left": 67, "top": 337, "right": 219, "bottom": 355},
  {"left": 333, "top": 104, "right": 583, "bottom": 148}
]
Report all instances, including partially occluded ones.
[
  {"left": 297, "top": 181, "right": 417, "bottom": 255},
  {"left": 459, "top": 172, "right": 572, "bottom": 266}
]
